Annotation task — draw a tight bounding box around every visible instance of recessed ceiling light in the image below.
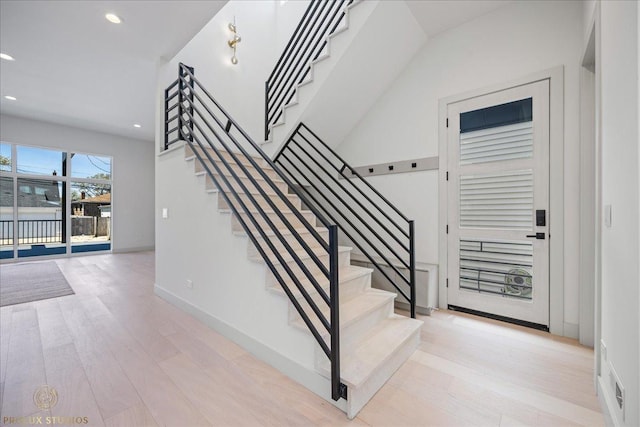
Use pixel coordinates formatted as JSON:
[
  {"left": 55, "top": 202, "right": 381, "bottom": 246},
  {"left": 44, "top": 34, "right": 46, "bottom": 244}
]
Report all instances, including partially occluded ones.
[
  {"left": 133, "top": 124, "right": 141, "bottom": 128},
  {"left": 0, "top": 53, "right": 15, "bottom": 61},
  {"left": 105, "top": 13, "right": 121, "bottom": 24},
  {"left": 4, "top": 96, "right": 17, "bottom": 101}
]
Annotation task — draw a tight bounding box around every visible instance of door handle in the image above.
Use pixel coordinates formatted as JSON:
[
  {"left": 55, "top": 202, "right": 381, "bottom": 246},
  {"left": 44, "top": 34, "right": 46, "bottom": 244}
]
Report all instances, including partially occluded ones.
[{"left": 526, "top": 232, "right": 545, "bottom": 240}]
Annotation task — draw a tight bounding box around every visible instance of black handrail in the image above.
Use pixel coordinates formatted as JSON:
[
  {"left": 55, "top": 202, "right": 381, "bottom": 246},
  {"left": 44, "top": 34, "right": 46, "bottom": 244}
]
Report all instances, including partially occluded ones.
[
  {"left": 274, "top": 122, "right": 417, "bottom": 318},
  {"left": 264, "top": 0, "right": 355, "bottom": 141},
  {"left": 164, "top": 64, "right": 346, "bottom": 401}
]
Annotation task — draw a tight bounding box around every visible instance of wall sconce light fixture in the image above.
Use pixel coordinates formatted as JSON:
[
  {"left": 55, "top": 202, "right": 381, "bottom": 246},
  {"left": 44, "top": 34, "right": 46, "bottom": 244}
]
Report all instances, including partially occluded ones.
[{"left": 228, "top": 18, "right": 241, "bottom": 65}]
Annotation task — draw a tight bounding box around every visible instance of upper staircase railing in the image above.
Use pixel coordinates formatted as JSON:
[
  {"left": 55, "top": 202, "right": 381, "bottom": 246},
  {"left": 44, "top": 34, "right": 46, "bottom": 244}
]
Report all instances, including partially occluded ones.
[
  {"left": 264, "top": 0, "right": 355, "bottom": 141},
  {"left": 164, "top": 63, "right": 346, "bottom": 401},
  {"left": 274, "top": 123, "right": 416, "bottom": 318}
]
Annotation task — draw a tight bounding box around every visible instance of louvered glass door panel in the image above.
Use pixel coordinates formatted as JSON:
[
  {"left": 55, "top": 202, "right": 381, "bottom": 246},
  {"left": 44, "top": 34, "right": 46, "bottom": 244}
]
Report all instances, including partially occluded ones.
[
  {"left": 460, "top": 170, "right": 533, "bottom": 229},
  {"left": 459, "top": 239, "right": 533, "bottom": 300},
  {"left": 447, "top": 80, "right": 549, "bottom": 326},
  {"left": 460, "top": 121, "right": 533, "bottom": 165}
]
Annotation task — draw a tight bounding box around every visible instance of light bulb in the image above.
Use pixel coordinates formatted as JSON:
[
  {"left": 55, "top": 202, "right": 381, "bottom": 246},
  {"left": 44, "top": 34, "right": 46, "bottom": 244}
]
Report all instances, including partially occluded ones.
[
  {"left": 105, "top": 13, "right": 121, "bottom": 24},
  {"left": 231, "top": 55, "right": 238, "bottom": 65}
]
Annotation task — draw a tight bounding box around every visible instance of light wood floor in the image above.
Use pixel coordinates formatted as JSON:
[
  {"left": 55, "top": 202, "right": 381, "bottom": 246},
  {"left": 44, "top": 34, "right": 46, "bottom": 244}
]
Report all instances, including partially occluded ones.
[{"left": 0, "top": 252, "right": 603, "bottom": 426}]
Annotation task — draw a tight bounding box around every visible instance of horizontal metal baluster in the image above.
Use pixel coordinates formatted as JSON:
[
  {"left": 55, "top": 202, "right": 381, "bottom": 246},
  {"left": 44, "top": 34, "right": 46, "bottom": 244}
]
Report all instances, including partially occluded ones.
[
  {"left": 183, "top": 106, "right": 331, "bottom": 308},
  {"left": 189, "top": 139, "right": 332, "bottom": 353},
  {"left": 267, "top": 1, "right": 333, "bottom": 117},
  {"left": 182, "top": 82, "right": 330, "bottom": 266},
  {"left": 279, "top": 153, "right": 412, "bottom": 298},
  {"left": 185, "top": 127, "right": 331, "bottom": 332},
  {"left": 300, "top": 123, "right": 411, "bottom": 224},
  {"left": 292, "top": 135, "right": 410, "bottom": 251},
  {"left": 295, "top": 127, "right": 409, "bottom": 237},
  {"left": 267, "top": 0, "right": 325, "bottom": 92},
  {"left": 178, "top": 68, "right": 334, "bottom": 242},
  {"left": 285, "top": 145, "right": 411, "bottom": 271},
  {"left": 278, "top": 0, "right": 346, "bottom": 107}
]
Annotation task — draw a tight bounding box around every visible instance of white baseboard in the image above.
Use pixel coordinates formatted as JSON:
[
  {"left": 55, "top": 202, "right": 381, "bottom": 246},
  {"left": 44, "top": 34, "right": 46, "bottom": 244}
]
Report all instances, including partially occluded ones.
[
  {"left": 154, "top": 284, "right": 347, "bottom": 413},
  {"left": 564, "top": 322, "right": 579, "bottom": 339},
  {"left": 113, "top": 245, "right": 155, "bottom": 253},
  {"left": 597, "top": 375, "right": 618, "bottom": 427}
]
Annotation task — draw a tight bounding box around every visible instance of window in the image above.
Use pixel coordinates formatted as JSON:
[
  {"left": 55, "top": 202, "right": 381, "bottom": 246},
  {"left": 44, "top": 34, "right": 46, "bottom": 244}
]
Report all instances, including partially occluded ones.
[
  {"left": 71, "top": 153, "right": 111, "bottom": 179},
  {"left": 0, "top": 142, "right": 11, "bottom": 172},
  {"left": 16, "top": 146, "right": 65, "bottom": 176},
  {"left": 0, "top": 143, "right": 113, "bottom": 258}
]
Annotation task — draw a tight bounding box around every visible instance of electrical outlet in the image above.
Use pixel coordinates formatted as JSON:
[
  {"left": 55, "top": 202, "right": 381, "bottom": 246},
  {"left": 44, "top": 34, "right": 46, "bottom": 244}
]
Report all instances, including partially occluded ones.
[
  {"left": 600, "top": 340, "right": 607, "bottom": 361},
  {"left": 185, "top": 279, "right": 193, "bottom": 289}
]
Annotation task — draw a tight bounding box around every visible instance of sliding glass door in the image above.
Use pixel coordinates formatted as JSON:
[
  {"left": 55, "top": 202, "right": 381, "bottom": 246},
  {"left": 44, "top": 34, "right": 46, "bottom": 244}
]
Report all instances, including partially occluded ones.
[
  {"left": 70, "top": 153, "right": 112, "bottom": 253},
  {"left": 0, "top": 142, "right": 112, "bottom": 259}
]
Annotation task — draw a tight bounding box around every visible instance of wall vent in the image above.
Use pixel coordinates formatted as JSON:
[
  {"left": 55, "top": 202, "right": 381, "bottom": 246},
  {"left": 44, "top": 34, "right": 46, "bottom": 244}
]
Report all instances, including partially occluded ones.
[{"left": 608, "top": 363, "right": 625, "bottom": 421}]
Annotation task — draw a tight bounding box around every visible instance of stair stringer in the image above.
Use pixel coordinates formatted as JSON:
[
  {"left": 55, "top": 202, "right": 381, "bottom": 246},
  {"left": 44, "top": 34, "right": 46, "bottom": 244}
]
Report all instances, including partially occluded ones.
[
  {"left": 155, "top": 144, "right": 422, "bottom": 418},
  {"left": 263, "top": 0, "right": 427, "bottom": 155},
  {"left": 155, "top": 144, "right": 335, "bottom": 389},
  {"left": 262, "top": 0, "right": 378, "bottom": 154}
]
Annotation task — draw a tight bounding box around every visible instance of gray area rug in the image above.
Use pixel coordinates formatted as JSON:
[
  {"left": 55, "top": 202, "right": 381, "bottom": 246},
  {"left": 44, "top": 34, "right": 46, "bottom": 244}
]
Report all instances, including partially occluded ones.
[{"left": 0, "top": 261, "right": 74, "bottom": 307}]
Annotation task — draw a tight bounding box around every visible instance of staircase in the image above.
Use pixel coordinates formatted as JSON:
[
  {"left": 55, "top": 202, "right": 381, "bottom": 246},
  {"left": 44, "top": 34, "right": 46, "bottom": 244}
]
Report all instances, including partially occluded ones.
[
  {"left": 186, "top": 143, "right": 421, "bottom": 417},
  {"left": 264, "top": 0, "right": 426, "bottom": 149},
  {"left": 158, "top": 63, "right": 421, "bottom": 418},
  {"left": 265, "top": 0, "right": 363, "bottom": 142}
]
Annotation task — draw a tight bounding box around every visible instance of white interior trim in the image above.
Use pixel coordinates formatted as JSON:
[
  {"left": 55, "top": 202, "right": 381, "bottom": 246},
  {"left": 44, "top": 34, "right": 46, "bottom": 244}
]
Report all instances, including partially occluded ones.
[
  {"left": 579, "top": 18, "right": 597, "bottom": 349},
  {"left": 438, "top": 66, "right": 565, "bottom": 336},
  {"left": 154, "top": 283, "right": 347, "bottom": 413}
]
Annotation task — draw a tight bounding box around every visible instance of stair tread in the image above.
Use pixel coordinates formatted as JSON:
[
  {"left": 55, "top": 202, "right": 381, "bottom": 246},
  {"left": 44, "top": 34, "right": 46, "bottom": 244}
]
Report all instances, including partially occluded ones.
[
  {"left": 269, "top": 264, "right": 371, "bottom": 291},
  {"left": 186, "top": 145, "right": 269, "bottom": 164},
  {"left": 249, "top": 245, "right": 351, "bottom": 265},
  {"left": 206, "top": 180, "right": 287, "bottom": 196},
  {"left": 267, "top": 265, "right": 373, "bottom": 304},
  {"left": 200, "top": 169, "right": 285, "bottom": 185},
  {"left": 290, "top": 288, "right": 394, "bottom": 333},
  {"left": 221, "top": 207, "right": 314, "bottom": 217},
  {"left": 234, "top": 226, "right": 327, "bottom": 238},
  {"left": 318, "top": 315, "right": 422, "bottom": 388}
]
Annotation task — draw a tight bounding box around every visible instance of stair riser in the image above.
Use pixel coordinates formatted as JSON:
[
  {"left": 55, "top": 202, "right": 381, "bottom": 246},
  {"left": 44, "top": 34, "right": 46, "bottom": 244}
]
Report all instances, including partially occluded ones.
[
  {"left": 205, "top": 174, "right": 288, "bottom": 195},
  {"left": 186, "top": 145, "right": 271, "bottom": 170},
  {"left": 219, "top": 192, "right": 302, "bottom": 212},
  {"left": 286, "top": 272, "right": 373, "bottom": 326},
  {"left": 267, "top": 271, "right": 369, "bottom": 310},
  {"left": 313, "top": 298, "right": 394, "bottom": 361},
  {"left": 194, "top": 156, "right": 281, "bottom": 181},
  {"left": 247, "top": 229, "right": 329, "bottom": 259},
  {"left": 346, "top": 329, "right": 420, "bottom": 419},
  {"left": 261, "top": 249, "right": 351, "bottom": 280},
  {"left": 231, "top": 211, "right": 317, "bottom": 233}
]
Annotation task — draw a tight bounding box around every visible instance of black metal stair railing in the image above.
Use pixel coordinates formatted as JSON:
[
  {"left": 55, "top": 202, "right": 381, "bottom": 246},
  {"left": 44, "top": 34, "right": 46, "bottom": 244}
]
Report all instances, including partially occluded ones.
[
  {"left": 274, "top": 123, "right": 416, "bottom": 318},
  {"left": 164, "top": 64, "right": 346, "bottom": 401},
  {"left": 264, "top": 0, "right": 355, "bottom": 141}
]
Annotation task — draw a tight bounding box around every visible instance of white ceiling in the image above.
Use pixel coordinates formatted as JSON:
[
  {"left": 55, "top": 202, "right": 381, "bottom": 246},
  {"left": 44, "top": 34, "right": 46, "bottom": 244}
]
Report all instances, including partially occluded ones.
[
  {"left": 0, "top": 0, "right": 510, "bottom": 144},
  {"left": 0, "top": 0, "right": 227, "bottom": 142},
  {"left": 406, "top": 0, "right": 512, "bottom": 37}
]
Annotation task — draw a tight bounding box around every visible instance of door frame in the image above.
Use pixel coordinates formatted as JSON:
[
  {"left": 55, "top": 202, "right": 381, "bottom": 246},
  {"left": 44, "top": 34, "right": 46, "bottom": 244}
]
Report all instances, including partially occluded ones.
[{"left": 438, "top": 66, "right": 565, "bottom": 336}]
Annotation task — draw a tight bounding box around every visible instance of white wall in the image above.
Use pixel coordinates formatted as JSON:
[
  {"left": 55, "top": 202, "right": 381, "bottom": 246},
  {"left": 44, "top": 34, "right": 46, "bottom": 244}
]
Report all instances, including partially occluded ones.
[
  {"left": 0, "top": 114, "right": 155, "bottom": 252},
  {"left": 597, "top": 1, "right": 639, "bottom": 426},
  {"left": 336, "top": 0, "right": 583, "bottom": 330},
  {"left": 155, "top": 0, "right": 308, "bottom": 151}
]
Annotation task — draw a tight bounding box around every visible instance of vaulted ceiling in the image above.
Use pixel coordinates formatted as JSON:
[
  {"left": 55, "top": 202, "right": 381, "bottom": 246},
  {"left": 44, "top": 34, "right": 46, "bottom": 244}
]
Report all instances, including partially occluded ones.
[{"left": 0, "top": 0, "right": 510, "bottom": 144}]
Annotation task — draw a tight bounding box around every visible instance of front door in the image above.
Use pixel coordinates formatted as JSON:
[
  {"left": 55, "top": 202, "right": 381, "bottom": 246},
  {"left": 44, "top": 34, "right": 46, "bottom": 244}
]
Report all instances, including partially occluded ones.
[{"left": 447, "top": 80, "right": 550, "bottom": 327}]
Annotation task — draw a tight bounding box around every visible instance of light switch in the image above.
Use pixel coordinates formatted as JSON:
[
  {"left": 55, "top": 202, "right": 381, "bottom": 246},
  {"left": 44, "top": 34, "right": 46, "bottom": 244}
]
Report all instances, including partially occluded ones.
[
  {"left": 604, "top": 204, "right": 612, "bottom": 228},
  {"left": 162, "top": 208, "right": 168, "bottom": 219}
]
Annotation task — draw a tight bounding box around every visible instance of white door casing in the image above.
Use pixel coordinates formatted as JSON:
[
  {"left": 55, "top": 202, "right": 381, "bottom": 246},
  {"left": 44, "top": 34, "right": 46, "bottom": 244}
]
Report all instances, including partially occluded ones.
[{"left": 446, "top": 80, "right": 550, "bottom": 326}]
